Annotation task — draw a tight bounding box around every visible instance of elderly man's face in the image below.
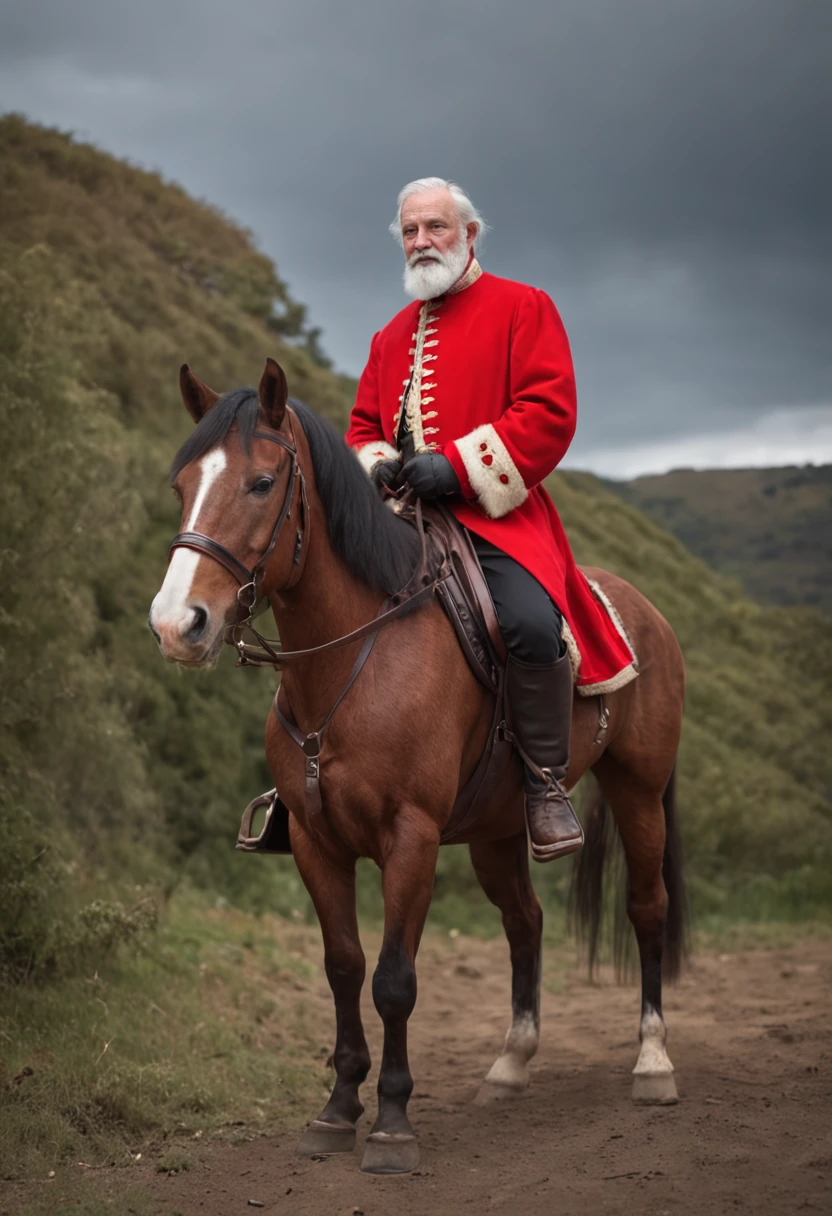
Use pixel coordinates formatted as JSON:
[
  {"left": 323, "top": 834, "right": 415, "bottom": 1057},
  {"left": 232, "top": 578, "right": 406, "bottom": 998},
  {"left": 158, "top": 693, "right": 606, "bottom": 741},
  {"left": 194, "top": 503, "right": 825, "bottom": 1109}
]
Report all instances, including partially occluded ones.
[{"left": 400, "top": 188, "right": 474, "bottom": 263}]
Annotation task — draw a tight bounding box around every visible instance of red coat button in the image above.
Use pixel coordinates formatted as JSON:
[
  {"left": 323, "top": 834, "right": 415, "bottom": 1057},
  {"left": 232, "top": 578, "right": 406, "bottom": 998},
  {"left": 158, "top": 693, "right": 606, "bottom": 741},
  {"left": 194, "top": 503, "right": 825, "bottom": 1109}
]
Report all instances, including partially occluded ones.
[
  {"left": 499, "top": 473, "right": 510, "bottom": 485},
  {"left": 482, "top": 454, "right": 493, "bottom": 466}
]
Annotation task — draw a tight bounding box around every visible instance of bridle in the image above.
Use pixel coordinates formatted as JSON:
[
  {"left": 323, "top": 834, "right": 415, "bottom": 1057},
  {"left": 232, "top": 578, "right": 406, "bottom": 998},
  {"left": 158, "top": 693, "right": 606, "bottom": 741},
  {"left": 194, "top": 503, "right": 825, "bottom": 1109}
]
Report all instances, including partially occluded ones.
[
  {"left": 167, "top": 414, "right": 446, "bottom": 672},
  {"left": 168, "top": 421, "right": 309, "bottom": 634}
]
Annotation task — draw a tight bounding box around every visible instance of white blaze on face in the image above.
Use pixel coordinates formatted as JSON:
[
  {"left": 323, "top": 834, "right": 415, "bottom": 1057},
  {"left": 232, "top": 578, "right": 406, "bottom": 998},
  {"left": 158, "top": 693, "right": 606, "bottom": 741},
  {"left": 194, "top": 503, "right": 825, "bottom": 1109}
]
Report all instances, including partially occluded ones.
[{"left": 150, "top": 448, "right": 227, "bottom": 638}]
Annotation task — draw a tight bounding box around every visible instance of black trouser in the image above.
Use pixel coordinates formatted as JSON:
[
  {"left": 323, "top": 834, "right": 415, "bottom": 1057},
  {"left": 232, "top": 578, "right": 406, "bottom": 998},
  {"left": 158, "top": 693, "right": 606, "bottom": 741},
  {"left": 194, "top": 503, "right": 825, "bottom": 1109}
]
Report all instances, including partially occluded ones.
[{"left": 470, "top": 533, "right": 566, "bottom": 666}]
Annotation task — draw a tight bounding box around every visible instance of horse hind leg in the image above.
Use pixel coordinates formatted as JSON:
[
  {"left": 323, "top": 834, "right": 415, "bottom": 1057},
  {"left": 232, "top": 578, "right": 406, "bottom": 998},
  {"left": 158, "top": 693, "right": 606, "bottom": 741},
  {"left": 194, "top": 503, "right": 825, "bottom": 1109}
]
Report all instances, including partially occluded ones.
[
  {"left": 633, "top": 772, "right": 687, "bottom": 1103},
  {"left": 596, "top": 760, "right": 684, "bottom": 1105},
  {"left": 469, "top": 832, "right": 543, "bottom": 1104},
  {"left": 630, "top": 897, "right": 678, "bottom": 1105}
]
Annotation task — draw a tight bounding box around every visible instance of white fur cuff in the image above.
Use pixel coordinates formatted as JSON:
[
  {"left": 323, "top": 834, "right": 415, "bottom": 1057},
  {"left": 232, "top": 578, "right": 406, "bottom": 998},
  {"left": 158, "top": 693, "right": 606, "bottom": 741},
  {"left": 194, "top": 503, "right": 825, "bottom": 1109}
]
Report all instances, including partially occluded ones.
[
  {"left": 454, "top": 424, "right": 528, "bottom": 518},
  {"left": 355, "top": 440, "right": 400, "bottom": 476}
]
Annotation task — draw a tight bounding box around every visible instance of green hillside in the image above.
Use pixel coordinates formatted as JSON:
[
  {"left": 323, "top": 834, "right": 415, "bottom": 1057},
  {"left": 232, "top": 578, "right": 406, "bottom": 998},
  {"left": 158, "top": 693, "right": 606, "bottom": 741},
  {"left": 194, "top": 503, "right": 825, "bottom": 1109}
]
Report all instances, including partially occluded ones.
[
  {"left": 0, "top": 116, "right": 830, "bottom": 1177},
  {"left": 0, "top": 113, "right": 356, "bottom": 967},
  {"left": 2, "top": 113, "right": 830, "bottom": 947},
  {"left": 546, "top": 470, "right": 832, "bottom": 914},
  {"left": 608, "top": 465, "right": 832, "bottom": 609}
]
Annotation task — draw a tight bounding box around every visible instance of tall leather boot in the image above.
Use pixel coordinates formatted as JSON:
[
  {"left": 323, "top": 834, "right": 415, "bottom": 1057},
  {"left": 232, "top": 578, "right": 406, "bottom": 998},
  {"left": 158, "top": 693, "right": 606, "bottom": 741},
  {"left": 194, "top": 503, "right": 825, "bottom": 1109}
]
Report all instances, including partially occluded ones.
[{"left": 506, "top": 650, "right": 584, "bottom": 863}]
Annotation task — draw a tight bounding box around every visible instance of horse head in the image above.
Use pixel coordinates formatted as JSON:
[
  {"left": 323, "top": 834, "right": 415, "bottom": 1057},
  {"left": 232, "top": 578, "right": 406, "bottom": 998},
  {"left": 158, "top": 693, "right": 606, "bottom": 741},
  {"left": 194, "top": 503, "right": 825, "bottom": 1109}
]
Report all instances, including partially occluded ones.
[{"left": 148, "top": 358, "right": 303, "bottom": 666}]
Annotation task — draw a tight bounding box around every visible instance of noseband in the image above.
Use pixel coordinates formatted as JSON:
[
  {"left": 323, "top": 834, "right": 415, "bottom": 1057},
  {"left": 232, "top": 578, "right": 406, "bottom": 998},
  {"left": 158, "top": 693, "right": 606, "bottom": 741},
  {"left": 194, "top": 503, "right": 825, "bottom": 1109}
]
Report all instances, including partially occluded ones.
[{"left": 168, "top": 425, "right": 309, "bottom": 620}]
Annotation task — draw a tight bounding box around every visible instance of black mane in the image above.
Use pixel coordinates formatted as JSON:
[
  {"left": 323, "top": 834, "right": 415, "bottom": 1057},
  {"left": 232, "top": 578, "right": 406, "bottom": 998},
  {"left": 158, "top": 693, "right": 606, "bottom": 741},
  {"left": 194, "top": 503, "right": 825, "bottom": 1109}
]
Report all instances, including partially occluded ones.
[{"left": 170, "top": 389, "right": 419, "bottom": 596}]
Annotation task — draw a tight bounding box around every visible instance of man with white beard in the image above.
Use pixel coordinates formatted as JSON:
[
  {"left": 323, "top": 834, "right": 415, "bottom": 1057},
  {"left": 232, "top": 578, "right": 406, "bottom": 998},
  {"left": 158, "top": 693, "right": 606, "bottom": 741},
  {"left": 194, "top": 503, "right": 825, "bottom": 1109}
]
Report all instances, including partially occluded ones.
[{"left": 347, "top": 178, "right": 637, "bottom": 861}]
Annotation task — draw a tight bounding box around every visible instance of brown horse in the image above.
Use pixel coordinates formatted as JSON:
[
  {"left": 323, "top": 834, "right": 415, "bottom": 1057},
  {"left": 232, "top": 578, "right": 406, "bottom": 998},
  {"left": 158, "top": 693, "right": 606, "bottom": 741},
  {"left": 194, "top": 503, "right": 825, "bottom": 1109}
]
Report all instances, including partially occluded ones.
[{"left": 149, "top": 360, "right": 687, "bottom": 1175}]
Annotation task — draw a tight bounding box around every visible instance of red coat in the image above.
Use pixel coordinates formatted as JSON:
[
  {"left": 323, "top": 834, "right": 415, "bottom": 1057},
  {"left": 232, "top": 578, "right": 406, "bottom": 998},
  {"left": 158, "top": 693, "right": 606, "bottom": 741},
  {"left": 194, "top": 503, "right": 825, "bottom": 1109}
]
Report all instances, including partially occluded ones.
[{"left": 346, "top": 260, "right": 637, "bottom": 694}]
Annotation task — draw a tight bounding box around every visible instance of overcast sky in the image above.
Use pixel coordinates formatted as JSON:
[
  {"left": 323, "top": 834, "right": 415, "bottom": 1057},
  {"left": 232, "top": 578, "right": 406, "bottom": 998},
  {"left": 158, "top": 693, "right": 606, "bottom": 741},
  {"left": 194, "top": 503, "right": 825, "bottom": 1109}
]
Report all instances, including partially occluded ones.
[{"left": 2, "top": 0, "right": 829, "bottom": 475}]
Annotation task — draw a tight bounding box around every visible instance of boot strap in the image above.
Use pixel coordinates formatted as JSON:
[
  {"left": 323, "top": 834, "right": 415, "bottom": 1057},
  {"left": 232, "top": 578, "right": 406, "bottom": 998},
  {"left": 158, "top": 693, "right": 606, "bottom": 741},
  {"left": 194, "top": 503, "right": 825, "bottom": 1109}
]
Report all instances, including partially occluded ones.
[
  {"left": 499, "top": 723, "right": 554, "bottom": 787},
  {"left": 538, "top": 766, "right": 563, "bottom": 791}
]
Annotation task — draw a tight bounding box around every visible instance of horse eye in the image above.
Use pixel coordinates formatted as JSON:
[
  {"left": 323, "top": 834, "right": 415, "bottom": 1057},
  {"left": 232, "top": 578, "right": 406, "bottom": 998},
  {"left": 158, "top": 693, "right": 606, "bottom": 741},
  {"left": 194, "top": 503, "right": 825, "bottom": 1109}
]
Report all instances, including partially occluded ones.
[{"left": 251, "top": 477, "right": 274, "bottom": 495}]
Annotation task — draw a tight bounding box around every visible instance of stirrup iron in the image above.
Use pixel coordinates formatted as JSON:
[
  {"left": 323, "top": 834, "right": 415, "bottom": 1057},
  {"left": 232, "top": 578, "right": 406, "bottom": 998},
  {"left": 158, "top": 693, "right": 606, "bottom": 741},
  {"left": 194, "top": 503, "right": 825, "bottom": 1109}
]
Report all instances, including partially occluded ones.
[{"left": 236, "top": 788, "right": 292, "bottom": 854}]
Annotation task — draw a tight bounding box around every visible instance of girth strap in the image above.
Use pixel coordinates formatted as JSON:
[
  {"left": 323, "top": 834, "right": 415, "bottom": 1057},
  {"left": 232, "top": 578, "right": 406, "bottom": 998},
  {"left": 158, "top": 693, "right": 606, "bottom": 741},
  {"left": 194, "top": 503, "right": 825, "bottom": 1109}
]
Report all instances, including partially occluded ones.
[{"left": 273, "top": 625, "right": 380, "bottom": 819}]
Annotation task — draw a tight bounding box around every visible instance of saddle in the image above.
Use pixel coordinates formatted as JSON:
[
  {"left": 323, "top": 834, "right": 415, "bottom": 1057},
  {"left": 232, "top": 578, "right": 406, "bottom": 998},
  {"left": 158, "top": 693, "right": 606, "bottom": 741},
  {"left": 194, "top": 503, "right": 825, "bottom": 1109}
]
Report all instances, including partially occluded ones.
[{"left": 236, "top": 502, "right": 516, "bottom": 854}]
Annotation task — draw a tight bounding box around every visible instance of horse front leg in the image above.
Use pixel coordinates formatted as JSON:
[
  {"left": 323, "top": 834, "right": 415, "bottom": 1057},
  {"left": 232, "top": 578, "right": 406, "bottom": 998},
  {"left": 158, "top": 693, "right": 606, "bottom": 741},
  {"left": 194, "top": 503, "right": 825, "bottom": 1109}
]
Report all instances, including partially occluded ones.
[
  {"left": 291, "top": 826, "right": 371, "bottom": 1156},
  {"left": 469, "top": 831, "right": 543, "bottom": 1103},
  {"left": 360, "top": 815, "right": 440, "bottom": 1175}
]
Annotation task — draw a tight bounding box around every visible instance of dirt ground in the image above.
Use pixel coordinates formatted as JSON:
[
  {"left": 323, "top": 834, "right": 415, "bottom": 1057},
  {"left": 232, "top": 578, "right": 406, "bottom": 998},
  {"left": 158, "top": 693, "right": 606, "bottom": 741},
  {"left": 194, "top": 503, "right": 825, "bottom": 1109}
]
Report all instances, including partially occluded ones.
[{"left": 9, "top": 933, "right": 832, "bottom": 1215}]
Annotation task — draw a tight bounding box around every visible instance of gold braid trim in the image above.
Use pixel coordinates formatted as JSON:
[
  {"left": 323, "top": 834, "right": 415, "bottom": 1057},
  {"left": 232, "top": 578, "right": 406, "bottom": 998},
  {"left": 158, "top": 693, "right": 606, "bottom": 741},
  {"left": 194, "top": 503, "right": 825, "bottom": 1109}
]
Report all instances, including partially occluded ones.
[
  {"left": 402, "top": 299, "right": 440, "bottom": 453},
  {"left": 448, "top": 257, "right": 482, "bottom": 295}
]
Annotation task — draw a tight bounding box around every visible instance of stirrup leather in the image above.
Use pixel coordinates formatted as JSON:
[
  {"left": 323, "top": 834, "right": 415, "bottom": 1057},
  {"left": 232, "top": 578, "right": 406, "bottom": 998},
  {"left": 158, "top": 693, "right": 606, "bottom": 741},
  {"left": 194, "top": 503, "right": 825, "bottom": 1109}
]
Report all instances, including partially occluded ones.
[{"left": 537, "top": 766, "right": 564, "bottom": 791}]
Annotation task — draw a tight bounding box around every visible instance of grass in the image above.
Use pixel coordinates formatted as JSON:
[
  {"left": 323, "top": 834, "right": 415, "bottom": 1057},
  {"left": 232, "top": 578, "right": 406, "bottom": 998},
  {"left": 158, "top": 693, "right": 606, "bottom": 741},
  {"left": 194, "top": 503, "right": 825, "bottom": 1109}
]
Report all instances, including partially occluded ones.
[
  {"left": 0, "top": 891, "right": 329, "bottom": 1183},
  {"left": 691, "top": 916, "right": 832, "bottom": 954},
  {"left": 154, "top": 1149, "right": 190, "bottom": 1174},
  {"left": 13, "top": 1187, "right": 157, "bottom": 1216}
]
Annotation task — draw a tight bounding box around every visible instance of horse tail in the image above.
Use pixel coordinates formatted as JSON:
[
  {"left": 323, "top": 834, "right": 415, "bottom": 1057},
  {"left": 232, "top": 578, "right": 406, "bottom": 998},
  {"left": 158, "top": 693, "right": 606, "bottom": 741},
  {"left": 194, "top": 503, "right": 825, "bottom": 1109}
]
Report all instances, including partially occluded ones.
[
  {"left": 567, "top": 781, "right": 613, "bottom": 978},
  {"left": 659, "top": 764, "right": 689, "bottom": 981},
  {"left": 568, "top": 764, "right": 689, "bottom": 981}
]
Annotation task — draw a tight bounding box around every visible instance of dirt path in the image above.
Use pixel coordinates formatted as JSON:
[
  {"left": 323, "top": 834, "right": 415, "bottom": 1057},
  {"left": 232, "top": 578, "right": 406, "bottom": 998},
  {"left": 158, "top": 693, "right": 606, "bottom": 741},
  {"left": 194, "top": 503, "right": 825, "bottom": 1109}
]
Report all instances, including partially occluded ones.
[{"left": 16, "top": 934, "right": 832, "bottom": 1214}]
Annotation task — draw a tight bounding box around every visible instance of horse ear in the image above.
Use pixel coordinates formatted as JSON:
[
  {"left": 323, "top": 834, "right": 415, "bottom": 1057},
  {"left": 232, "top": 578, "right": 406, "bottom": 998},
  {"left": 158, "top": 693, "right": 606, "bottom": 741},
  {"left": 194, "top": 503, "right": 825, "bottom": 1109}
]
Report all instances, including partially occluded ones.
[
  {"left": 258, "top": 358, "right": 288, "bottom": 429},
  {"left": 179, "top": 364, "right": 220, "bottom": 423}
]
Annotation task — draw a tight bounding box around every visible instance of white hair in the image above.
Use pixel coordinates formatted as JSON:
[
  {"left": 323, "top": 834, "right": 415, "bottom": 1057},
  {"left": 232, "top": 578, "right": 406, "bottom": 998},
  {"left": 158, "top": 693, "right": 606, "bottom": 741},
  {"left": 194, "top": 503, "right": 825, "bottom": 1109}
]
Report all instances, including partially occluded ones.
[{"left": 389, "top": 177, "right": 489, "bottom": 249}]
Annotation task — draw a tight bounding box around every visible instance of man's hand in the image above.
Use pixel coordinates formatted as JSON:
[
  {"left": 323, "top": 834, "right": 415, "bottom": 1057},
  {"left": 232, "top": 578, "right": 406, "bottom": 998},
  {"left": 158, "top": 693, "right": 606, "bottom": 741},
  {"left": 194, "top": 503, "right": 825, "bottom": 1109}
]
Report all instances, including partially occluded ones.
[
  {"left": 370, "top": 458, "right": 402, "bottom": 493},
  {"left": 401, "top": 453, "right": 461, "bottom": 499}
]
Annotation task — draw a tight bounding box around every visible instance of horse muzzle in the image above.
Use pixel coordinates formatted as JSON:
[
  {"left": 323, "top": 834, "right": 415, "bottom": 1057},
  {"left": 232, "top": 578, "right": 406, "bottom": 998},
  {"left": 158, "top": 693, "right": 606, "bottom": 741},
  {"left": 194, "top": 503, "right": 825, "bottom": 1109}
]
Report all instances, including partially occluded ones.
[{"left": 147, "top": 598, "right": 224, "bottom": 667}]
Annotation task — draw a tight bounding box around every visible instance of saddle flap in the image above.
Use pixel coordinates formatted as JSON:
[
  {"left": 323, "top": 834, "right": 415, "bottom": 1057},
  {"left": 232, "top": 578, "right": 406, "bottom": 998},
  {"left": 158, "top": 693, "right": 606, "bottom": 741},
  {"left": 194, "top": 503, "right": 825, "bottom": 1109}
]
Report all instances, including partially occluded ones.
[{"left": 420, "top": 503, "right": 507, "bottom": 692}]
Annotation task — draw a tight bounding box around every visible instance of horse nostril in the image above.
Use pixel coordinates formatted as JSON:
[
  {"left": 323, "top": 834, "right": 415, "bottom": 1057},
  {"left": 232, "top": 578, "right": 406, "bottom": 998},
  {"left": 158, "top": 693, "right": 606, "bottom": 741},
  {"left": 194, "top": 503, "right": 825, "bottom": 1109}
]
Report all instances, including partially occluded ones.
[
  {"left": 185, "top": 605, "right": 209, "bottom": 643},
  {"left": 147, "top": 612, "right": 161, "bottom": 643}
]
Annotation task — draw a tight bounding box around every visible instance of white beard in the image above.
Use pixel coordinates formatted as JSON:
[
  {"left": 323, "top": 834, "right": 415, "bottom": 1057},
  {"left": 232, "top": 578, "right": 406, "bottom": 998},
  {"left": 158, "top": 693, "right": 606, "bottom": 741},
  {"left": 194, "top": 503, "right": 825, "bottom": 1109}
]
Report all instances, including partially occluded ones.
[{"left": 403, "top": 233, "right": 470, "bottom": 300}]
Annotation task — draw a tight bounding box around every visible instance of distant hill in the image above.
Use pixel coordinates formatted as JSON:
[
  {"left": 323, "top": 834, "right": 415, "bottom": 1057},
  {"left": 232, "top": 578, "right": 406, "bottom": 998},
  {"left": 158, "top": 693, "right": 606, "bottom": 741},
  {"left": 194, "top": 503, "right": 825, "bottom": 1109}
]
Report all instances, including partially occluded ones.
[
  {"left": 607, "top": 465, "right": 832, "bottom": 609},
  {"left": 1, "top": 117, "right": 830, "bottom": 992}
]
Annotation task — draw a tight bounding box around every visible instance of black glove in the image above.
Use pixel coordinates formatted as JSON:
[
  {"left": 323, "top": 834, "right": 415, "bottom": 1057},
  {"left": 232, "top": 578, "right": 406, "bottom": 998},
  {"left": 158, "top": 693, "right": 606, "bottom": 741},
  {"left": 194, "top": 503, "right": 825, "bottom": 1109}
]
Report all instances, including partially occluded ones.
[
  {"left": 370, "top": 458, "right": 403, "bottom": 492},
  {"left": 401, "top": 453, "right": 461, "bottom": 499}
]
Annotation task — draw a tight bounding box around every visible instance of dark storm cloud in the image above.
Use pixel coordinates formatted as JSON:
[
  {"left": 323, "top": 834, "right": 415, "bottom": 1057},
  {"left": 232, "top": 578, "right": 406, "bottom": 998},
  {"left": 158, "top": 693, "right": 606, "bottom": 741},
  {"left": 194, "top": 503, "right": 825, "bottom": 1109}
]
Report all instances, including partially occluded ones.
[{"left": 1, "top": 0, "right": 829, "bottom": 466}]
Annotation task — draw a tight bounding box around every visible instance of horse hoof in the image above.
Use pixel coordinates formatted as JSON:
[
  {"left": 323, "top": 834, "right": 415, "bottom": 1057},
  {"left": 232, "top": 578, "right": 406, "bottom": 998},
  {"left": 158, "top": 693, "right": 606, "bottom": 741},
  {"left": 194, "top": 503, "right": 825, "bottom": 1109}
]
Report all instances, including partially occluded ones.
[
  {"left": 632, "top": 1072, "right": 679, "bottom": 1105},
  {"left": 360, "top": 1131, "right": 420, "bottom": 1174},
  {"left": 296, "top": 1119, "right": 357, "bottom": 1156},
  {"left": 474, "top": 1079, "right": 525, "bottom": 1106}
]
